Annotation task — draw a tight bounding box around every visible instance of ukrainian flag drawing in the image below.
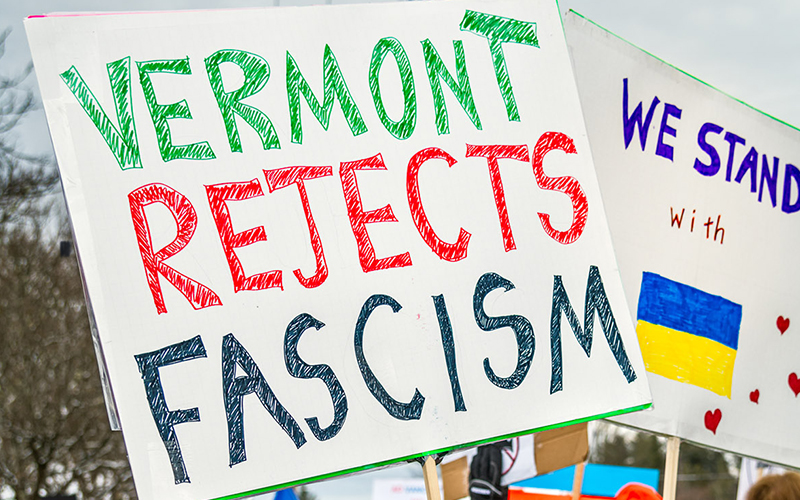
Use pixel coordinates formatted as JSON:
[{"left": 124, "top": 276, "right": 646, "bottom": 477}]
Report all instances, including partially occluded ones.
[{"left": 636, "top": 272, "right": 742, "bottom": 398}]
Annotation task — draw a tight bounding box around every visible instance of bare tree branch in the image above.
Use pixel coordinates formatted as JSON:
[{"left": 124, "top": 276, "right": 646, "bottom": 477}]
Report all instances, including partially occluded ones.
[
  {"left": 0, "top": 28, "right": 58, "bottom": 228},
  {"left": 0, "top": 28, "right": 135, "bottom": 500}
]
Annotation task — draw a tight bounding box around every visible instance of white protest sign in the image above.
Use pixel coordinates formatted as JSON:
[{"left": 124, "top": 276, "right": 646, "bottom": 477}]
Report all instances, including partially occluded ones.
[
  {"left": 26, "top": 2, "right": 650, "bottom": 499},
  {"left": 565, "top": 12, "right": 800, "bottom": 467}
]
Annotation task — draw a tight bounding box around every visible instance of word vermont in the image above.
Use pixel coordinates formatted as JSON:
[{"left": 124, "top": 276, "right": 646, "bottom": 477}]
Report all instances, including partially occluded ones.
[{"left": 61, "top": 10, "right": 538, "bottom": 170}]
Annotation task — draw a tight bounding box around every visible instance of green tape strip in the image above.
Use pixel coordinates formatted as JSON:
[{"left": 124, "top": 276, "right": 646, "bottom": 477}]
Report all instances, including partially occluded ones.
[{"left": 213, "top": 402, "right": 652, "bottom": 500}]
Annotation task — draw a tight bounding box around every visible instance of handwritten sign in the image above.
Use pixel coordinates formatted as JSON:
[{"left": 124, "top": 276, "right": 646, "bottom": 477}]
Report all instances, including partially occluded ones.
[
  {"left": 26, "top": 2, "right": 650, "bottom": 499},
  {"left": 565, "top": 12, "right": 800, "bottom": 467}
]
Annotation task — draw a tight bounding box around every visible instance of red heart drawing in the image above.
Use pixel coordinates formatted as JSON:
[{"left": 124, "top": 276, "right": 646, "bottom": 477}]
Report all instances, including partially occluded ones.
[
  {"left": 789, "top": 373, "right": 800, "bottom": 397},
  {"left": 750, "top": 389, "right": 760, "bottom": 404},
  {"left": 777, "top": 316, "right": 790, "bottom": 334},
  {"left": 704, "top": 409, "right": 722, "bottom": 434}
]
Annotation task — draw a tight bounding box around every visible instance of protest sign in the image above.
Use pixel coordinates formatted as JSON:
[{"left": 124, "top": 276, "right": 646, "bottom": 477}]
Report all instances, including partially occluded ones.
[
  {"left": 565, "top": 11, "right": 800, "bottom": 467},
  {"left": 25, "top": 2, "right": 650, "bottom": 498}
]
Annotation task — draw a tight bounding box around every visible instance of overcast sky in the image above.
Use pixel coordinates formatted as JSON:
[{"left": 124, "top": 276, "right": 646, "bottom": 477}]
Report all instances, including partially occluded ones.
[{"left": 2, "top": 1, "right": 797, "bottom": 498}]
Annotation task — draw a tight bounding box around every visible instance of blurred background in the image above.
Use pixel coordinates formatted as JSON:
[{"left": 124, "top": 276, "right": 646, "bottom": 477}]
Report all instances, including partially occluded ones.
[{"left": 0, "top": 1, "right": 796, "bottom": 499}]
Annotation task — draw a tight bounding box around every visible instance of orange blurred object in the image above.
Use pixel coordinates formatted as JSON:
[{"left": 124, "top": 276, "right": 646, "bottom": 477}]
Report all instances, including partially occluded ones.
[
  {"left": 614, "top": 483, "right": 662, "bottom": 500},
  {"left": 508, "top": 482, "right": 661, "bottom": 500}
]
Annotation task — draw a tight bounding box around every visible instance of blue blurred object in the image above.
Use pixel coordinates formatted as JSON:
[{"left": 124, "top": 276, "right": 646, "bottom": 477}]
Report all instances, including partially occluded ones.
[
  {"left": 274, "top": 488, "right": 299, "bottom": 500},
  {"left": 512, "top": 463, "right": 659, "bottom": 497}
]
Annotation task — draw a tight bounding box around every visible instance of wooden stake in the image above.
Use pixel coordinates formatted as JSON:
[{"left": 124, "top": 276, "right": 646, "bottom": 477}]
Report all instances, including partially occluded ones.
[
  {"left": 662, "top": 436, "right": 681, "bottom": 500},
  {"left": 571, "top": 461, "right": 586, "bottom": 500},
  {"left": 422, "top": 456, "right": 442, "bottom": 500}
]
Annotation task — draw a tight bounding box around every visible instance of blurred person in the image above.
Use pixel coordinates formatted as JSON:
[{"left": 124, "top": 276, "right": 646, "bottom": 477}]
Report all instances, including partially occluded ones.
[{"left": 747, "top": 472, "right": 800, "bottom": 500}]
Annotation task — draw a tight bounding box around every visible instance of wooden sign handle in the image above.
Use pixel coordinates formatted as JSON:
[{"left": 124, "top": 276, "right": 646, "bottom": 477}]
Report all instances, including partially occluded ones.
[
  {"left": 422, "top": 456, "right": 443, "bottom": 500},
  {"left": 662, "top": 436, "right": 681, "bottom": 500},
  {"left": 571, "top": 461, "right": 586, "bottom": 500}
]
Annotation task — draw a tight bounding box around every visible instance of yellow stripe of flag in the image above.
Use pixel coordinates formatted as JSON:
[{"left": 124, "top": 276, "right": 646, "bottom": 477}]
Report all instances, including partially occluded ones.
[{"left": 636, "top": 320, "right": 736, "bottom": 398}]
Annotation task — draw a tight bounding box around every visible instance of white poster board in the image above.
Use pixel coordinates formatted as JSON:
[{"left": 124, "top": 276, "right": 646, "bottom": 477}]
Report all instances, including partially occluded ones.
[
  {"left": 25, "top": 2, "right": 650, "bottom": 499},
  {"left": 565, "top": 12, "right": 800, "bottom": 467}
]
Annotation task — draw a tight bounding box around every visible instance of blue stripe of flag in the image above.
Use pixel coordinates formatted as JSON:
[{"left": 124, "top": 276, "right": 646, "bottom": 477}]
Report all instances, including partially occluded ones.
[{"left": 637, "top": 272, "right": 742, "bottom": 350}]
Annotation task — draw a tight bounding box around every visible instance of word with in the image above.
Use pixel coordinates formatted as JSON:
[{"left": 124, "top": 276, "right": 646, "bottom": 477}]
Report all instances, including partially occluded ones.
[
  {"left": 134, "top": 267, "right": 637, "bottom": 484},
  {"left": 669, "top": 208, "right": 725, "bottom": 244},
  {"left": 622, "top": 78, "right": 800, "bottom": 214},
  {"left": 130, "top": 137, "right": 588, "bottom": 314},
  {"left": 61, "top": 10, "right": 537, "bottom": 171}
]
